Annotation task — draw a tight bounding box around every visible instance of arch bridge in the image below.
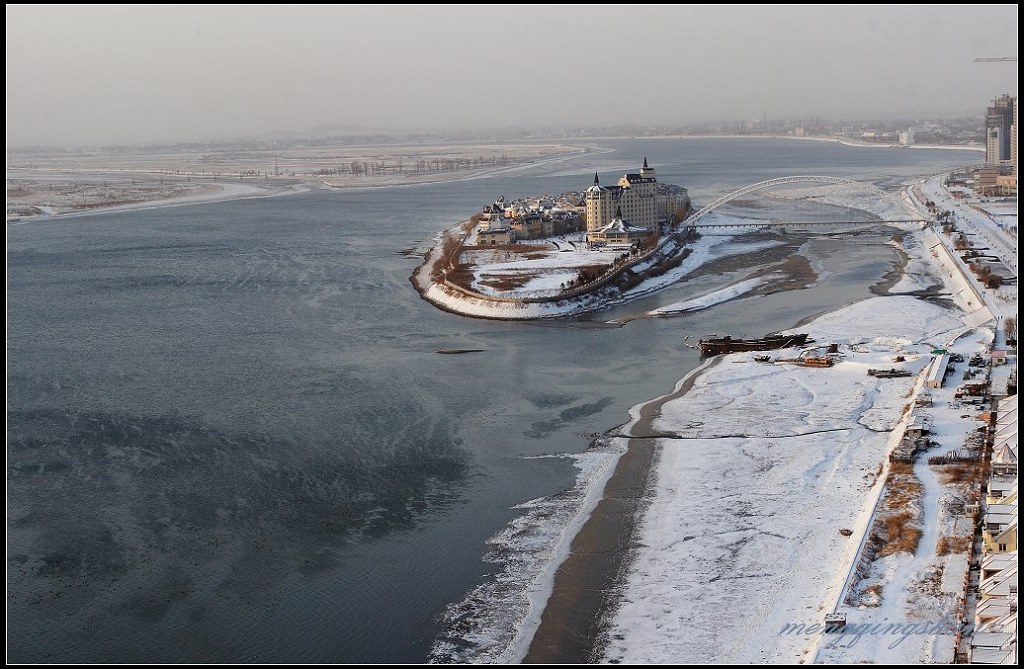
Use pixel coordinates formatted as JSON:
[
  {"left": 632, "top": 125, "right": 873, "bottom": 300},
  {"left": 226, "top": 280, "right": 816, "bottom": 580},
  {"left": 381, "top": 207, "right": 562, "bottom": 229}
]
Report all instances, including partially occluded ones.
[{"left": 683, "top": 176, "right": 929, "bottom": 228}]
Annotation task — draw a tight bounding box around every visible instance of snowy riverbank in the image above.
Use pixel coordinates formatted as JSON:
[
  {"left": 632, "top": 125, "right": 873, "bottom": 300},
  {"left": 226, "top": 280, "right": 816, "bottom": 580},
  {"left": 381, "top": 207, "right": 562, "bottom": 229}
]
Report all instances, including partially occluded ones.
[
  {"left": 5, "top": 178, "right": 309, "bottom": 223},
  {"left": 600, "top": 295, "right": 965, "bottom": 663}
]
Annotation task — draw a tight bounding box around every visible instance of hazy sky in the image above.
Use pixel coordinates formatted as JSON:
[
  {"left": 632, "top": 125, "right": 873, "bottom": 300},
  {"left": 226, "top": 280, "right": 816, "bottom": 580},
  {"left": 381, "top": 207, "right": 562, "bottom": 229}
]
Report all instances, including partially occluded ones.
[{"left": 5, "top": 4, "right": 1019, "bottom": 146}]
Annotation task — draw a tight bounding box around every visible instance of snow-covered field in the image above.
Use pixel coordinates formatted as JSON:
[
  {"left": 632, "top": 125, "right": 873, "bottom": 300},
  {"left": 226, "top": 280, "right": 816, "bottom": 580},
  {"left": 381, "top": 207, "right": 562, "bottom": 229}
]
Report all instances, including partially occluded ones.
[
  {"left": 467, "top": 240, "right": 619, "bottom": 298},
  {"left": 600, "top": 297, "right": 965, "bottom": 664}
]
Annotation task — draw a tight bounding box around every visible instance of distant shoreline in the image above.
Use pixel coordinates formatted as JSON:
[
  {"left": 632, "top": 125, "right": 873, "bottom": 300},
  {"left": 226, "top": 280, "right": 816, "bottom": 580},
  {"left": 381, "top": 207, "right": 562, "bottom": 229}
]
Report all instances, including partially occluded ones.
[
  {"left": 5, "top": 177, "right": 309, "bottom": 223},
  {"left": 6, "top": 143, "right": 589, "bottom": 223},
  {"left": 574, "top": 132, "right": 985, "bottom": 153}
]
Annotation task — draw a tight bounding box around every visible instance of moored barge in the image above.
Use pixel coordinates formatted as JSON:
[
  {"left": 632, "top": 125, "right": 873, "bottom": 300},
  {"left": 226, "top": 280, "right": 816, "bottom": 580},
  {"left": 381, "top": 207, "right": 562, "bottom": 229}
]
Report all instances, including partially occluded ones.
[{"left": 698, "top": 333, "right": 811, "bottom": 356}]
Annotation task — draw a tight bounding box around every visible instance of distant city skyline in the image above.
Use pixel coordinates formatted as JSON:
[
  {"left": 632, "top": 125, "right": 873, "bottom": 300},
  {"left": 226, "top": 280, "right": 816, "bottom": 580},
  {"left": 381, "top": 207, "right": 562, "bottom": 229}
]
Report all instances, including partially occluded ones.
[{"left": 6, "top": 5, "right": 1018, "bottom": 146}]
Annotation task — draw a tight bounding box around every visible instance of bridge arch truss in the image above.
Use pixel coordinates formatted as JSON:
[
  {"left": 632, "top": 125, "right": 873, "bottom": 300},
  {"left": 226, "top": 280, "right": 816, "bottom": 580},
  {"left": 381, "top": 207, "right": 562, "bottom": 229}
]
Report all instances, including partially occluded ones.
[{"left": 685, "top": 176, "right": 892, "bottom": 226}]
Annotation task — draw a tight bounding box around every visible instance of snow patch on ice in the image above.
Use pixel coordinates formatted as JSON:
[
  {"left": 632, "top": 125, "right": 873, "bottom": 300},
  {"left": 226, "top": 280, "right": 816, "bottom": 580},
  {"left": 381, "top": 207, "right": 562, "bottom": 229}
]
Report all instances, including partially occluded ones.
[{"left": 649, "top": 275, "right": 778, "bottom": 315}]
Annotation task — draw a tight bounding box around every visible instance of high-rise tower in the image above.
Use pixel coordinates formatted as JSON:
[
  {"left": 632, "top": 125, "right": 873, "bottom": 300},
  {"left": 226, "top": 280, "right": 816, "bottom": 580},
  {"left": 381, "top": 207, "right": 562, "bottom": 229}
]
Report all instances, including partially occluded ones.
[{"left": 985, "top": 94, "right": 1015, "bottom": 164}]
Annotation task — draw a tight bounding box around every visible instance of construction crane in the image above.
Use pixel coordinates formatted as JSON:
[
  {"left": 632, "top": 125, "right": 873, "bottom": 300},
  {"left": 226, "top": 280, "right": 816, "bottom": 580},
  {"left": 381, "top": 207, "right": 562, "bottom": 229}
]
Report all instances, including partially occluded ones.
[{"left": 975, "top": 57, "right": 1017, "bottom": 62}]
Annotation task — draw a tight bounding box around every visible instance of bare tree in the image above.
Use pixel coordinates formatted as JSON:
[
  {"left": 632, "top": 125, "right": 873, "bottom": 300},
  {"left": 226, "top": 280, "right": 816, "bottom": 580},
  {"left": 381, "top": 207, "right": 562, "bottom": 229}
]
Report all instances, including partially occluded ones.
[{"left": 1003, "top": 316, "right": 1016, "bottom": 340}]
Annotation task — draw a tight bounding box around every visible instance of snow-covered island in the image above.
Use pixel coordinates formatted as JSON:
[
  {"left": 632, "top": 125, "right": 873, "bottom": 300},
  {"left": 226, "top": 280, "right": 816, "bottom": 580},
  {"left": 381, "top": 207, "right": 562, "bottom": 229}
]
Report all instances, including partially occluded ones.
[{"left": 412, "top": 161, "right": 705, "bottom": 320}]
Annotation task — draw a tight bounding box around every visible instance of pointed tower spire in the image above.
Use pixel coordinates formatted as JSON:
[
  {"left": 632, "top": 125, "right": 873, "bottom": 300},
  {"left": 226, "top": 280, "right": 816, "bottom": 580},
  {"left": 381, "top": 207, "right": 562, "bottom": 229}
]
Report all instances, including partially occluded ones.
[
  {"left": 643, "top": 157, "right": 649, "bottom": 169},
  {"left": 593, "top": 172, "right": 600, "bottom": 185},
  {"left": 615, "top": 206, "right": 623, "bottom": 219}
]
